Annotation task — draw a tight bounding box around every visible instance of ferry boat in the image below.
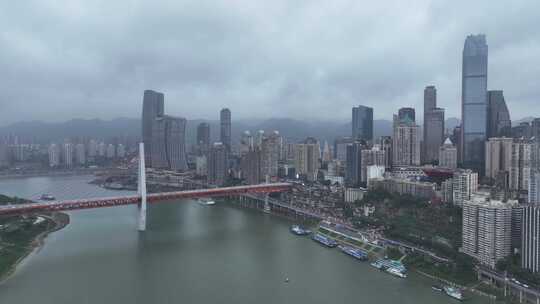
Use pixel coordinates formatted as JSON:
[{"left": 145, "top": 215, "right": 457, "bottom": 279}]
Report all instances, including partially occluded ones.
[
  {"left": 40, "top": 194, "right": 56, "bottom": 201},
  {"left": 386, "top": 267, "right": 407, "bottom": 278},
  {"left": 443, "top": 286, "right": 463, "bottom": 301},
  {"left": 370, "top": 259, "right": 407, "bottom": 273},
  {"left": 290, "top": 225, "right": 311, "bottom": 236},
  {"left": 198, "top": 198, "right": 216, "bottom": 206},
  {"left": 338, "top": 245, "right": 368, "bottom": 261},
  {"left": 312, "top": 233, "right": 338, "bottom": 248}
]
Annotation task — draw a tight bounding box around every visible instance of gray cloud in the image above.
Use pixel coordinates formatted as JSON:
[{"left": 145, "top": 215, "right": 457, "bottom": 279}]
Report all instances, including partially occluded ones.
[{"left": 0, "top": 0, "right": 539, "bottom": 126}]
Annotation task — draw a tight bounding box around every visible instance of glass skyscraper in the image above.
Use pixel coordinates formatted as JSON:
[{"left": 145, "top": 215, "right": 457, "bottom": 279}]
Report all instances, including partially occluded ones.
[
  {"left": 142, "top": 90, "right": 164, "bottom": 167},
  {"left": 352, "top": 105, "right": 373, "bottom": 141},
  {"left": 461, "top": 34, "right": 488, "bottom": 173}
]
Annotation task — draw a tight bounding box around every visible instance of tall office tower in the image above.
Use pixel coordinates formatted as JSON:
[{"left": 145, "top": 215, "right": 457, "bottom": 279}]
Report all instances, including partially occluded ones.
[
  {"left": 462, "top": 193, "right": 515, "bottom": 268},
  {"left": 522, "top": 206, "right": 540, "bottom": 272},
  {"left": 334, "top": 137, "right": 354, "bottom": 162},
  {"left": 294, "top": 137, "right": 320, "bottom": 181},
  {"left": 208, "top": 142, "right": 229, "bottom": 186},
  {"left": 423, "top": 86, "right": 445, "bottom": 164},
  {"left": 345, "top": 142, "right": 364, "bottom": 186},
  {"left": 439, "top": 138, "right": 458, "bottom": 169},
  {"left": 255, "top": 130, "right": 265, "bottom": 149},
  {"left": 392, "top": 114, "right": 420, "bottom": 166},
  {"left": 196, "top": 122, "right": 210, "bottom": 156},
  {"left": 239, "top": 131, "right": 254, "bottom": 156},
  {"left": 241, "top": 147, "right": 261, "bottom": 185},
  {"left": 487, "top": 90, "right": 511, "bottom": 138},
  {"left": 452, "top": 169, "right": 478, "bottom": 207},
  {"left": 142, "top": 90, "right": 165, "bottom": 167},
  {"left": 360, "top": 146, "right": 386, "bottom": 183},
  {"left": 261, "top": 131, "right": 281, "bottom": 178},
  {"left": 352, "top": 105, "right": 374, "bottom": 141},
  {"left": 48, "top": 144, "right": 61, "bottom": 167},
  {"left": 151, "top": 116, "right": 188, "bottom": 171},
  {"left": 220, "top": 108, "right": 232, "bottom": 152},
  {"left": 380, "top": 136, "right": 393, "bottom": 169},
  {"left": 509, "top": 138, "right": 532, "bottom": 191},
  {"left": 322, "top": 141, "right": 332, "bottom": 164},
  {"left": 63, "top": 143, "right": 73, "bottom": 167},
  {"left": 398, "top": 107, "right": 416, "bottom": 122},
  {"left": 75, "top": 143, "right": 86, "bottom": 165},
  {"left": 461, "top": 34, "right": 488, "bottom": 173},
  {"left": 485, "top": 137, "right": 513, "bottom": 186}
]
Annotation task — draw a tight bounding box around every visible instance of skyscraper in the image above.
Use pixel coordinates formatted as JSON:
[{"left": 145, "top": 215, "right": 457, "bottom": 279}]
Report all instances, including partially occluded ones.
[
  {"left": 392, "top": 114, "right": 420, "bottom": 166},
  {"left": 487, "top": 90, "right": 511, "bottom": 138},
  {"left": 398, "top": 107, "right": 416, "bottom": 122},
  {"left": 63, "top": 143, "right": 73, "bottom": 167},
  {"left": 220, "top": 108, "right": 231, "bottom": 152},
  {"left": 439, "top": 138, "right": 457, "bottom": 169},
  {"left": 142, "top": 90, "right": 165, "bottom": 167},
  {"left": 294, "top": 137, "right": 320, "bottom": 181},
  {"left": 423, "top": 86, "right": 445, "bottom": 164},
  {"left": 345, "top": 141, "right": 365, "bottom": 186},
  {"left": 196, "top": 122, "right": 210, "bottom": 156},
  {"left": 352, "top": 105, "right": 373, "bottom": 141},
  {"left": 241, "top": 147, "right": 261, "bottom": 185},
  {"left": 452, "top": 169, "right": 478, "bottom": 207},
  {"left": 461, "top": 34, "right": 488, "bottom": 173},
  {"left": 509, "top": 138, "right": 532, "bottom": 191},
  {"left": 522, "top": 206, "right": 540, "bottom": 272},
  {"left": 334, "top": 137, "right": 354, "bottom": 162},
  {"left": 151, "top": 116, "right": 188, "bottom": 171},
  {"left": 484, "top": 137, "right": 513, "bottom": 187},
  {"left": 261, "top": 131, "right": 281, "bottom": 178},
  {"left": 208, "top": 142, "right": 228, "bottom": 186}
]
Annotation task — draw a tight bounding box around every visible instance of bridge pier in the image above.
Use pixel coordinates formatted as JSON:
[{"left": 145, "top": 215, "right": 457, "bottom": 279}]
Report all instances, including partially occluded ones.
[{"left": 137, "top": 143, "right": 147, "bottom": 232}]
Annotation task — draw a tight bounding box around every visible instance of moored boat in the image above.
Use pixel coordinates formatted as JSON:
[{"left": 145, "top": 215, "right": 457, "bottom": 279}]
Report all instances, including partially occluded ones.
[
  {"left": 338, "top": 245, "right": 368, "bottom": 261},
  {"left": 290, "top": 225, "right": 311, "bottom": 236},
  {"left": 443, "top": 286, "right": 463, "bottom": 301},
  {"left": 386, "top": 267, "right": 407, "bottom": 278},
  {"left": 312, "top": 233, "right": 338, "bottom": 248},
  {"left": 198, "top": 198, "right": 216, "bottom": 206},
  {"left": 40, "top": 194, "right": 55, "bottom": 201}
]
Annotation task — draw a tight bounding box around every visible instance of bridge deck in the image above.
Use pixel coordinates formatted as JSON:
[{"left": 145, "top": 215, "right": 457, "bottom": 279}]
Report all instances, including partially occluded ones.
[{"left": 0, "top": 183, "right": 291, "bottom": 216}]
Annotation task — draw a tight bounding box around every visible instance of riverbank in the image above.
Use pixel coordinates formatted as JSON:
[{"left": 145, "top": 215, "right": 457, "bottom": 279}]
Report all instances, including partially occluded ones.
[{"left": 0, "top": 212, "right": 69, "bottom": 283}]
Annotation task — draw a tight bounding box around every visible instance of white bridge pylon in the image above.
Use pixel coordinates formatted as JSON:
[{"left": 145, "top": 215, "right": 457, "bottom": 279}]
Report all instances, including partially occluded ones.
[{"left": 137, "top": 142, "right": 147, "bottom": 231}]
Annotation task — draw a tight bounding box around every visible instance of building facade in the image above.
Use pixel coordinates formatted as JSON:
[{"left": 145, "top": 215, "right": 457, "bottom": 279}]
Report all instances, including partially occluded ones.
[
  {"left": 461, "top": 34, "right": 488, "bottom": 173},
  {"left": 220, "top": 108, "right": 231, "bottom": 152},
  {"left": 452, "top": 169, "right": 478, "bottom": 207},
  {"left": 295, "top": 138, "right": 320, "bottom": 181},
  {"left": 439, "top": 138, "right": 457, "bottom": 169},
  {"left": 208, "top": 143, "right": 228, "bottom": 186},
  {"left": 196, "top": 122, "right": 210, "bottom": 156},
  {"left": 392, "top": 114, "right": 420, "bottom": 166},
  {"left": 423, "top": 86, "right": 445, "bottom": 164},
  {"left": 487, "top": 90, "right": 511, "bottom": 138},
  {"left": 352, "top": 105, "right": 373, "bottom": 141},
  {"left": 142, "top": 90, "right": 165, "bottom": 167}
]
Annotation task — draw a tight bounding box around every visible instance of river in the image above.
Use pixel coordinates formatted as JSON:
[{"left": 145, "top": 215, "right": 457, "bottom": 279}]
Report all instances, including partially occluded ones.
[{"left": 0, "top": 175, "right": 490, "bottom": 303}]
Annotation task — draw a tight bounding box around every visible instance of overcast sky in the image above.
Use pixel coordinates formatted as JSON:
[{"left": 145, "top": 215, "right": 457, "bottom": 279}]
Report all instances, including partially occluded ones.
[{"left": 0, "top": 1, "right": 539, "bottom": 126}]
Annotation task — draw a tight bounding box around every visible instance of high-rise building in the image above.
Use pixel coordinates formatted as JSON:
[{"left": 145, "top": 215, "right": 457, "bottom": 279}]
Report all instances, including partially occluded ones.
[
  {"left": 151, "top": 116, "right": 188, "bottom": 171},
  {"left": 462, "top": 193, "right": 515, "bottom": 268},
  {"left": 398, "top": 107, "right": 415, "bottom": 122},
  {"left": 529, "top": 171, "right": 540, "bottom": 204},
  {"left": 352, "top": 105, "right": 373, "bottom": 141},
  {"left": 461, "top": 34, "right": 488, "bottom": 173},
  {"left": 220, "top": 108, "right": 231, "bottom": 152},
  {"left": 439, "top": 138, "right": 458, "bottom": 169},
  {"left": 106, "top": 144, "right": 115, "bottom": 159},
  {"left": 322, "top": 141, "right": 332, "bottom": 164},
  {"left": 345, "top": 141, "right": 365, "bottom": 186},
  {"left": 48, "top": 144, "right": 60, "bottom": 167},
  {"left": 360, "top": 146, "right": 385, "bottom": 183},
  {"left": 531, "top": 118, "right": 540, "bottom": 142},
  {"left": 423, "top": 86, "right": 445, "bottom": 164},
  {"left": 241, "top": 147, "right": 262, "bottom": 185},
  {"left": 509, "top": 138, "right": 532, "bottom": 191},
  {"left": 196, "top": 156, "right": 207, "bottom": 177},
  {"left": 392, "top": 114, "right": 420, "bottom": 166},
  {"left": 334, "top": 137, "right": 354, "bottom": 162},
  {"left": 522, "top": 206, "right": 540, "bottom": 272},
  {"left": 196, "top": 122, "right": 210, "bottom": 156},
  {"left": 75, "top": 143, "right": 86, "bottom": 165},
  {"left": 208, "top": 143, "right": 228, "bottom": 186},
  {"left": 452, "top": 125, "right": 462, "bottom": 165},
  {"left": 117, "top": 144, "right": 126, "bottom": 158},
  {"left": 512, "top": 122, "right": 532, "bottom": 139},
  {"left": 380, "top": 136, "right": 393, "bottom": 169},
  {"left": 294, "top": 137, "right": 320, "bottom": 181},
  {"left": 142, "top": 90, "right": 165, "bottom": 167},
  {"left": 487, "top": 90, "right": 511, "bottom": 138},
  {"left": 240, "top": 131, "right": 254, "bottom": 156},
  {"left": 452, "top": 169, "right": 478, "bottom": 207},
  {"left": 261, "top": 131, "right": 281, "bottom": 178},
  {"left": 485, "top": 137, "right": 513, "bottom": 185},
  {"left": 63, "top": 143, "right": 73, "bottom": 167}
]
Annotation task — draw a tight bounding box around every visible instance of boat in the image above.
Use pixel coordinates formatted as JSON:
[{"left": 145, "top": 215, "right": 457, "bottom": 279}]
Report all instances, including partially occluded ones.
[
  {"left": 198, "top": 198, "right": 216, "bottom": 206},
  {"left": 386, "top": 267, "right": 407, "bottom": 278},
  {"left": 443, "top": 286, "right": 463, "bottom": 301},
  {"left": 40, "top": 194, "right": 55, "bottom": 201},
  {"left": 290, "top": 225, "right": 311, "bottom": 236},
  {"left": 432, "top": 285, "right": 443, "bottom": 292},
  {"left": 370, "top": 259, "right": 407, "bottom": 273},
  {"left": 312, "top": 233, "right": 338, "bottom": 248},
  {"left": 338, "top": 245, "right": 368, "bottom": 261}
]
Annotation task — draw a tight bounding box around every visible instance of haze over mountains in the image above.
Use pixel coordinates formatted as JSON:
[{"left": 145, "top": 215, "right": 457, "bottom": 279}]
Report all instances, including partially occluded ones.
[{"left": 0, "top": 117, "right": 468, "bottom": 145}]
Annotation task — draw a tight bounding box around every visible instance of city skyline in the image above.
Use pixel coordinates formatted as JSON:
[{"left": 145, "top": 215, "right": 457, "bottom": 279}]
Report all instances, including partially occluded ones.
[{"left": 1, "top": 2, "right": 540, "bottom": 126}]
